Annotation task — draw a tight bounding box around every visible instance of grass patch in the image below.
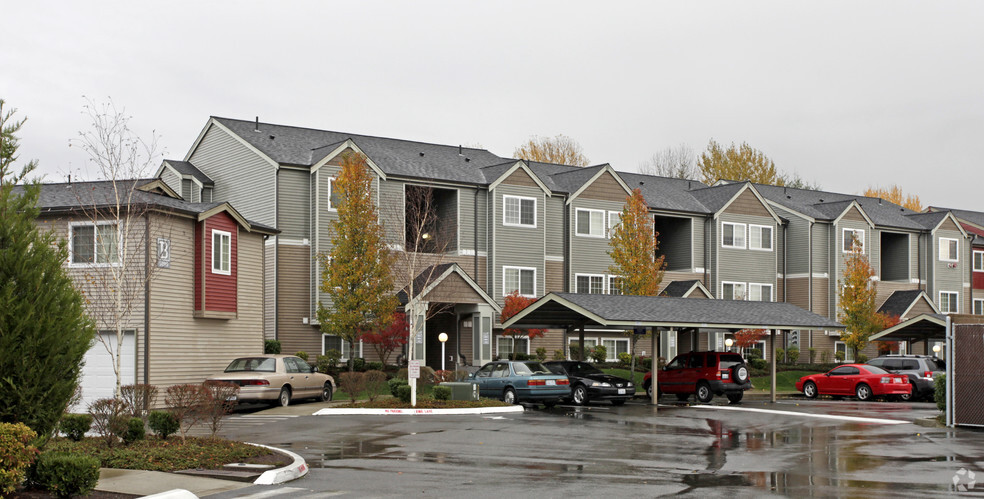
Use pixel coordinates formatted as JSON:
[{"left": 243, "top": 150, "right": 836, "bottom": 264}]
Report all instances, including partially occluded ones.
[
  {"left": 602, "top": 368, "right": 646, "bottom": 387},
  {"left": 750, "top": 370, "right": 818, "bottom": 393},
  {"left": 44, "top": 437, "right": 287, "bottom": 472},
  {"left": 341, "top": 397, "right": 511, "bottom": 409}
]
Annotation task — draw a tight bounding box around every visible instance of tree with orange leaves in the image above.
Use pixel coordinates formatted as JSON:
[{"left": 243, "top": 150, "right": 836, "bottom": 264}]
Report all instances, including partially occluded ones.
[
  {"left": 733, "top": 329, "right": 767, "bottom": 355},
  {"left": 499, "top": 290, "right": 546, "bottom": 360},
  {"left": 838, "top": 233, "right": 895, "bottom": 360},
  {"left": 862, "top": 185, "right": 922, "bottom": 211},
  {"left": 608, "top": 188, "right": 666, "bottom": 296}
]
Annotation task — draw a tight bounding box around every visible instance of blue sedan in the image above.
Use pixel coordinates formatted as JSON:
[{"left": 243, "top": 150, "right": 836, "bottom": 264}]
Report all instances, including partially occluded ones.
[{"left": 469, "top": 361, "right": 571, "bottom": 406}]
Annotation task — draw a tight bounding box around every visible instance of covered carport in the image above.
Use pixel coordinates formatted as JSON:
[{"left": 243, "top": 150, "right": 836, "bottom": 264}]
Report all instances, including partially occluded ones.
[
  {"left": 868, "top": 313, "right": 946, "bottom": 355},
  {"left": 502, "top": 292, "right": 844, "bottom": 406}
]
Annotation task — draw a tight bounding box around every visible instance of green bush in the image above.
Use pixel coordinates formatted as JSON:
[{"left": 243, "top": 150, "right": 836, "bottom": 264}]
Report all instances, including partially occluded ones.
[
  {"left": 820, "top": 351, "right": 830, "bottom": 364},
  {"left": 856, "top": 353, "right": 868, "bottom": 364},
  {"left": 264, "top": 339, "right": 282, "bottom": 354},
  {"left": 0, "top": 423, "right": 39, "bottom": 495},
  {"left": 388, "top": 378, "right": 409, "bottom": 397},
  {"left": 642, "top": 357, "right": 653, "bottom": 370},
  {"left": 59, "top": 414, "right": 92, "bottom": 442},
  {"left": 352, "top": 357, "right": 366, "bottom": 372},
  {"left": 397, "top": 385, "right": 412, "bottom": 403},
  {"left": 935, "top": 374, "right": 946, "bottom": 412},
  {"left": 295, "top": 351, "right": 308, "bottom": 361},
  {"left": 808, "top": 347, "right": 817, "bottom": 364},
  {"left": 745, "top": 348, "right": 763, "bottom": 361},
  {"left": 535, "top": 347, "right": 547, "bottom": 361},
  {"left": 29, "top": 452, "right": 100, "bottom": 498},
  {"left": 123, "top": 417, "right": 145, "bottom": 445},
  {"left": 589, "top": 345, "right": 607, "bottom": 364},
  {"left": 147, "top": 411, "right": 179, "bottom": 440},
  {"left": 420, "top": 366, "right": 436, "bottom": 385},
  {"left": 751, "top": 358, "right": 768, "bottom": 370},
  {"left": 834, "top": 351, "right": 845, "bottom": 362},
  {"left": 514, "top": 353, "right": 529, "bottom": 361},
  {"left": 433, "top": 386, "right": 452, "bottom": 401},
  {"left": 552, "top": 349, "right": 566, "bottom": 361},
  {"left": 787, "top": 347, "right": 800, "bottom": 364},
  {"left": 617, "top": 352, "right": 632, "bottom": 367},
  {"left": 367, "top": 361, "right": 384, "bottom": 371},
  {"left": 775, "top": 348, "right": 785, "bottom": 364},
  {"left": 316, "top": 353, "right": 335, "bottom": 374},
  {"left": 569, "top": 345, "right": 584, "bottom": 360}
]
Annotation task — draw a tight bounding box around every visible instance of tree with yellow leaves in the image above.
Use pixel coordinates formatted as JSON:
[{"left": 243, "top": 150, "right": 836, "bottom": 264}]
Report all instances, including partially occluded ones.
[
  {"left": 862, "top": 185, "right": 922, "bottom": 211},
  {"left": 514, "top": 134, "right": 589, "bottom": 166},
  {"left": 608, "top": 188, "right": 666, "bottom": 296},
  {"left": 697, "top": 139, "right": 781, "bottom": 185},
  {"left": 837, "top": 232, "right": 894, "bottom": 360}
]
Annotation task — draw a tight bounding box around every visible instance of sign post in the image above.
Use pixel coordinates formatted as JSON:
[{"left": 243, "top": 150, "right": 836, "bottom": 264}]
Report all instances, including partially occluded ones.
[{"left": 408, "top": 360, "right": 420, "bottom": 407}]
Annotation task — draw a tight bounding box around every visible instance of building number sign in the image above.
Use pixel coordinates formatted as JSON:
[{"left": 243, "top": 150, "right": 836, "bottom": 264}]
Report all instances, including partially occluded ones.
[{"left": 157, "top": 238, "right": 171, "bottom": 268}]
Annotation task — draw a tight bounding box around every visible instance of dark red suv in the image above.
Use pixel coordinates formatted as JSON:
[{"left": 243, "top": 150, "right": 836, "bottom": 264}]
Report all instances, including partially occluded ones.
[{"left": 642, "top": 351, "right": 751, "bottom": 403}]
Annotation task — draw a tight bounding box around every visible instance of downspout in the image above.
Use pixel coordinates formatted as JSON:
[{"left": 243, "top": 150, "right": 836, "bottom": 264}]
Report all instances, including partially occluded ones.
[
  {"left": 473, "top": 188, "right": 479, "bottom": 280},
  {"left": 564, "top": 203, "right": 570, "bottom": 291},
  {"left": 143, "top": 213, "right": 151, "bottom": 388},
  {"left": 704, "top": 216, "right": 711, "bottom": 289},
  {"left": 808, "top": 221, "right": 814, "bottom": 350},
  {"left": 782, "top": 221, "right": 787, "bottom": 303}
]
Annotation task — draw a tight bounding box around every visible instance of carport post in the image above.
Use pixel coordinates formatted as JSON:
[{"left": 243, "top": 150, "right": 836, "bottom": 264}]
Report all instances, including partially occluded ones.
[
  {"left": 651, "top": 326, "right": 658, "bottom": 409},
  {"left": 578, "top": 323, "right": 586, "bottom": 361},
  {"left": 770, "top": 329, "right": 778, "bottom": 403}
]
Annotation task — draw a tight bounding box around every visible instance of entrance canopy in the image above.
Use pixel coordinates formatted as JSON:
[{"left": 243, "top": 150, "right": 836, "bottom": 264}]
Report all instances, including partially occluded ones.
[
  {"left": 502, "top": 293, "right": 844, "bottom": 331},
  {"left": 869, "top": 313, "right": 946, "bottom": 343}
]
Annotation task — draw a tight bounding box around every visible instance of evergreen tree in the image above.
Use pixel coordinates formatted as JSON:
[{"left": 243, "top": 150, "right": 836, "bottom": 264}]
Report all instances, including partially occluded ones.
[
  {"left": 317, "top": 152, "right": 397, "bottom": 371},
  {"left": 0, "top": 100, "right": 95, "bottom": 441}
]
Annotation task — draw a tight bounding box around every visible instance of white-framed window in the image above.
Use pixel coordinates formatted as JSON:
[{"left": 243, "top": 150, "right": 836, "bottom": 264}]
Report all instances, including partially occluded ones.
[
  {"left": 608, "top": 276, "right": 623, "bottom": 296},
  {"left": 974, "top": 298, "right": 984, "bottom": 315},
  {"left": 568, "top": 338, "right": 597, "bottom": 360},
  {"left": 749, "top": 225, "right": 773, "bottom": 251},
  {"left": 748, "top": 283, "right": 773, "bottom": 302},
  {"left": 503, "top": 195, "right": 536, "bottom": 227},
  {"left": 974, "top": 251, "right": 984, "bottom": 272},
  {"left": 754, "top": 340, "right": 767, "bottom": 360},
  {"left": 722, "top": 222, "right": 746, "bottom": 249},
  {"left": 497, "top": 336, "right": 530, "bottom": 358},
  {"left": 503, "top": 266, "right": 536, "bottom": 297},
  {"left": 607, "top": 211, "right": 621, "bottom": 238},
  {"left": 602, "top": 338, "right": 629, "bottom": 361},
  {"left": 323, "top": 334, "right": 363, "bottom": 361},
  {"left": 69, "top": 222, "right": 119, "bottom": 266},
  {"left": 939, "top": 237, "right": 959, "bottom": 262},
  {"left": 575, "top": 274, "right": 605, "bottom": 294},
  {"left": 575, "top": 208, "right": 605, "bottom": 237},
  {"left": 834, "top": 341, "right": 853, "bottom": 362},
  {"left": 722, "top": 281, "right": 746, "bottom": 300},
  {"left": 327, "top": 177, "right": 340, "bottom": 211},
  {"left": 939, "top": 291, "right": 959, "bottom": 313},
  {"left": 211, "top": 229, "right": 231, "bottom": 275},
  {"left": 843, "top": 228, "right": 865, "bottom": 253}
]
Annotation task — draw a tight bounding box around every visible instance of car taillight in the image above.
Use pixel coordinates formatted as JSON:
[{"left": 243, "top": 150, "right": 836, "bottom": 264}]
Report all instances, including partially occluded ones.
[
  {"left": 240, "top": 380, "right": 270, "bottom": 386},
  {"left": 716, "top": 370, "right": 730, "bottom": 380},
  {"left": 924, "top": 371, "right": 934, "bottom": 379},
  {"left": 527, "top": 379, "right": 545, "bottom": 386},
  {"left": 557, "top": 379, "right": 569, "bottom": 385}
]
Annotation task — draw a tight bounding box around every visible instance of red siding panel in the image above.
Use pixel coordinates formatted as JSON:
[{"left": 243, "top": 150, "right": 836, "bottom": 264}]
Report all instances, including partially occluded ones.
[{"left": 204, "top": 212, "right": 238, "bottom": 313}]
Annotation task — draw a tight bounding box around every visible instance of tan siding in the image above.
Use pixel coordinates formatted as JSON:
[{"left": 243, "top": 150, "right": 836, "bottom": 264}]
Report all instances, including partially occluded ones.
[
  {"left": 501, "top": 167, "right": 538, "bottom": 187},
  {"left": 907, "top": 298, "right": 937, "bottom": 318},
  {"left": 424, "top": 272, "right": 484, "bottom": 304},
  {"left": 264, "top": 241, "right": 276, "bottom": 339},
  {"left": 726, "top": 189, "right": 771, "bottom": 218},
  {"left": 276, "top": 243, "right": 321, "bottom": 355},
  {"left": 580, "top": 171, "right": 628, "bottom": 201},
  {"left": 841, "top": 206, "right": 865, "bottom": 222},
  {"left": 786, "top": 278, "right": 810, "bottom": 311},
  {"left": 813, "top": 277, "right": 829, "bottom": 317},
  {"left": 545, "top": 261, "right": 564, "bottom": 293},
  {"left": 532, "top": 330, "right": 565, "bottom": 359},
  {"left": 940, "top": 217, "right": 961, "bottom": 233},
  {"left": 875, "top": 281, "right": 921, "bottom": 314}
]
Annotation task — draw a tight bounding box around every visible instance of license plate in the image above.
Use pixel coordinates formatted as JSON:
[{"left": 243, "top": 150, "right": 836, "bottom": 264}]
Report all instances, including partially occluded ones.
[
  {"left": 618, "top": 389, "right": 626, "bottom": 395},
  {"left": 226, "top": 395, "right": 237, "bottom": 401},
  {"left": 546, "top": 380, "right": 556, "bottom": 386}
]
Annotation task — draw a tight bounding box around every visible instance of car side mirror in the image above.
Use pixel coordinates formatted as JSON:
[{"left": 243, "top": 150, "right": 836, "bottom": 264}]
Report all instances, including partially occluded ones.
[
  {"left": 310, "top": 366, "right": 317, "bottom": 373},
  {"left": 468, "top": 372, "right": 476, "bottom": 379}
]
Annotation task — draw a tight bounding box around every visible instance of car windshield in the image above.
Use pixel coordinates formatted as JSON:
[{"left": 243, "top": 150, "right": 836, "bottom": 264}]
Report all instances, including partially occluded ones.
[
  {"left": 863, "top": 365, "right": 889, "bottom": 375},
  {"left": 568, "top": 363, "right": 604, "bottom": 376},
  {"left": 718, "top": 353, "right": 745, "bottom": 369},
  {"left": 515, "top": 362, "right": 550, "bottom": 376},
  {"left": 225, "top": 357, "right": 276, "bottom": 373}
]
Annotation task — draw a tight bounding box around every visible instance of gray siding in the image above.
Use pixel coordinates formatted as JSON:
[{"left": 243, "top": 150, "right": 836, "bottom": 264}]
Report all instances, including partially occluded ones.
[
  {"left": 181, "top": 179, "right": 192, "bottom": 202},
  {"left": 545, "top": 196, "right": 565, "bottom": 258},
  {"left": 277, "top": 168, "right": 311, "bottom": 240},
  {"left": 774, "top": 207, "right": 810, "bottom": 275},
  {"left": 934, "top": 227, "right": 967, "bottom": 311},
  {"left": 189, "top": 124, "right": 276, "bottom": 226},
  {"left": 160, "top": 168, "right": 181, "bottom": 198},
  {"left": 716, "top": 213, "right": 778, "bottom": 300},
  {"left": 569, "top": 198, "right": 624, "bottom": 285},
  {"left": 378, "top": 179, "right": 404, "bottom": 247},
  {"left": 692, "top": 215, "right": 706, "bottom": 270},
  {"left": 492, "top": 184, "right": 545, "bottom": 306}
]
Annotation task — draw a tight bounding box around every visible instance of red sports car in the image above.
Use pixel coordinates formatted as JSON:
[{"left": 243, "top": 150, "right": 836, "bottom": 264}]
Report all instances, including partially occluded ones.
[{"left": 795, "top": 364, "right": 911, "bottom": 401}]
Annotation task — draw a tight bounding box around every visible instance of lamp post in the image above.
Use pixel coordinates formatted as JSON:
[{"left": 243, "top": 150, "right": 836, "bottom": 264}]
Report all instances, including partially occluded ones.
[
  {"left": 933, "top": 344, "right": 941, "bottom": 358},
  {"left": 439, "top": 332, "right": 449, "bottom": 371},
  {"left": 725, "top": 338, "right": 734, "bottom": 353}
]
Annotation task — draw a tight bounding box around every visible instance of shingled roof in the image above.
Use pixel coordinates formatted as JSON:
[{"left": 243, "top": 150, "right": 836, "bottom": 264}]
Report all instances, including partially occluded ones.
[{"left": 163, "top": 160, "right": 213, "bottom": 186}]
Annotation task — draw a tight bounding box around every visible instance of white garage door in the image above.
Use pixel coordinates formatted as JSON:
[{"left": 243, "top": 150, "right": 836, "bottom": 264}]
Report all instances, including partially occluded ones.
[{"left": 74, "top": 331, "right": 136, "bottom": 412}]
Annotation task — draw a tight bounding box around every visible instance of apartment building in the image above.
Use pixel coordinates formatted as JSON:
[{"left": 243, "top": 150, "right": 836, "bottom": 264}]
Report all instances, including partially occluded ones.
[{"left": 157, "top": 117, "right": 972, "bottom": 368}]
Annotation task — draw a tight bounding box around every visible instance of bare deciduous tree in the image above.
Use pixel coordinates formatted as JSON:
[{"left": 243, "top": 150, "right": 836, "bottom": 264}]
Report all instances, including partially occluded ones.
[{"left": 638, "top": 143, "right": 697, "bottom": 179}]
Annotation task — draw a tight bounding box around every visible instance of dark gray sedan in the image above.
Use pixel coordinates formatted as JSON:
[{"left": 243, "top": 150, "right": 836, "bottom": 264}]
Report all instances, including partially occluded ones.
[{"left": 544, "top": 361, "right": 635, "bottom": 406}]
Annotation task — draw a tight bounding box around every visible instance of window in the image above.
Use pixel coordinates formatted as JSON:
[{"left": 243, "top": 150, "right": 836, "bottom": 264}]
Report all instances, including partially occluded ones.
[
  {"left": 939, "top": 238, "right": 959, "bottom": 262},
  {"left": 576, "top": 274, "right": 605, "bottom": 294},
  {"left": 748, "top": 283, "right": 773, "bottom": 302},
  {"left": 608, "top": 211, "right": 621, "bottom": 238},
  {"left": 843, "top": 228, "right": 865, "bottom": 253},
  {"left": 211, "top": 230, "right": 231, "bottom": 275},
  {"left": 722, "top": 222, "right": 746, "bottom": 249},
  {"left": 975, "top": 299, "right": 984, "bottom": 316},
  {"left": 602, "top": 338, "right": 629, "bottom": 361},
  {"left": 503, "top": 266, "right": 535, "bottom": 297},
  {"left": 722, "top": 282, "right": 746, "bottom": 300},
  {"left": 327, "top": 177, "right": 340, "bottom": 211},
  {"left": 323, "top": 334, "right": 362, "bottom": 360},
  {"left": 568, "top": 338, "right": 597, "bottom": 359},
  {"left": 834, "top": 341, "right": 853, "bottom": 362},
  {"left": 70, "top": 222, "right": 118, "bottom": 265},
  {"left": 576, "top": 209, "right": 605, "bottom": 237},
  {"left": 975, "top": 251, "right": 984, "bottom": 272},
  {"left": 504, "top": 195, "right": 536, "bottom": 227},
  {"left": 497, "top": 336, "right": 529, "bottom": 358},
  {"left": 754, "top": 340, "right": 767, "bottom": 360},
  {"left": 608, "top": 276, "right": 623, "bottom": 296},
  {"left": 749, "top": 225, "right": 773, "bottom": 251},
  {"left": 939, "top": 291, "right": 959, "bottom": 313}
]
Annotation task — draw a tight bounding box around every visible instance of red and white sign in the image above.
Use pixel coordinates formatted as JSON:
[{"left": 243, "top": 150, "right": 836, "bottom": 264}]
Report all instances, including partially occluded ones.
[{"left": 409, "top": 360, "right": 420, "bottom": 379}]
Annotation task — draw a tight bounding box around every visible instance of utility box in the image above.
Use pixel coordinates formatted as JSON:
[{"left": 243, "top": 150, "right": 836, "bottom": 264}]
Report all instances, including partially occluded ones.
[{"left": 441, "top": 382, "right": 479, "bottom": 401}]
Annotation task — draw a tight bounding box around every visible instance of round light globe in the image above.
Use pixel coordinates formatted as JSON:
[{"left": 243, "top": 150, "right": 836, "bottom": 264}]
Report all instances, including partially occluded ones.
[
  {"left": 438, "top": 332, "right": 448, "bottom": 343},
  {"left": 933, "top": 344, "right": 941, "bottom": 354},
  {"left": 725, "top": 338, "right": 734, "bottom": 348}
]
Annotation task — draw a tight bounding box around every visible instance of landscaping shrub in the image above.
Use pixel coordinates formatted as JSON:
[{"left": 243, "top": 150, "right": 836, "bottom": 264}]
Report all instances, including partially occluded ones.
[
  {"left": 787, "top": 347, "right": 800, "bottom": 364},
  {"left": 745, "top": 348, "right": 762, "bottom": 361},
  {"left": 834, "top": 351, "right": 845, "bottom": 362},
  {"left": 433, "top": 386, "right": 451, "bottom": 401},
  {"left": 201, "top": 381, "right": 239, "bottom": 437},
  {"left": 514, "top": 353, "right": 529, "bottom": 361},
  {"left": 775, "top": 348, "right": 785, "bottom": 364},
  {"left": 351, "top": 357, "right": 366, "bottom": 372},
  {"left": 552, "top": 349, "right": 565, "bottom": 361},
  {"left": 397, "top": 385, "right": 412, "bottom": 403},
  {"left": 88, "top": 398, "right": 128, "bottom": 447},
  {"left": 388, "top": 378, "right": 409, "bottom": 397},
  {"left": 295, "top": 351, "right": 308, "bottom": 361},
  {"left": 808, "top": 347, "right": 816, "bottom": 364},
  {"left": 317, "top": 352, "right": 338, "bottom": 374},
  {"left": 59, "top": 414, "right": 92, "bottom": 442},
  {"left": 338, "top": 372, "right": 366, "bottom": 402},
  {"left": 750, "top": 358, "right": 768, "bottom": 370},
  {"left": 29, "top": 452, "right": 100, "bottom": 498},
  {"left": 419, "top": 366, "right": 436, "bottom": 385},
  {"left": 536, "top": 347, "right": 547, "bottom": 361},
  {"left": 119, "top": 384, "right": 159, "bottom": 419},
  {"left": 617, "top": 352, "right": 632, "bottom": 368},
  {"left": 147, "top": 411, "right": 179, "bottom": 440},
  {"left": 641, "top": 357, "right": 652, "bottom": 370},
  {"left": 454, "top": 369, "right": 471, "bottom": 381},
  {"left": 935, "top": 374, "right": 946, "bottom": 412},
  {"left": 589, "top": 345, "right": 607, "bottom": 364},
  {"left": 364, "top": 370, "right": 388, "bottom": 402},
  {"left": 433, "top": 370, "right": 454, "bottom": 384},
  {"left": 569, "top": 345, "right": 584, "bottom": 360},
  {"left": 123, "top": 417, "right": 145, "bottom": 445},
  {"left": 367, "top": 361, "right": 384, "bottom": 371},
  {"left": 856, "top": 353, "right": 868, "bottom": 364},
  {"left": 264, "top": 339, "right": 282, "bottom": 354},
  {"left": 165, "top": 384, "right": 209, "bottom": 441},
  {"left": 820, "top": 351, "right": 830, "bottom": 364},
  {"left": 0, "top": 423, "right": 39, "bottom": 495}
]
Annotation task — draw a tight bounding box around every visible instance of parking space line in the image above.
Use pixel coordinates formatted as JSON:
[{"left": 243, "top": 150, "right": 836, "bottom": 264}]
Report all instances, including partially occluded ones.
[{"left": 688, "top": 404, "right": 909, "bottom": 424}]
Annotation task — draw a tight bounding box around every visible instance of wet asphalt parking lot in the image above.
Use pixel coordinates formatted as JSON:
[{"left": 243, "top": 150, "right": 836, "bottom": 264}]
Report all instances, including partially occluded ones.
[{"left": 207, "top": 398, "right": 984, "bottom": 498}]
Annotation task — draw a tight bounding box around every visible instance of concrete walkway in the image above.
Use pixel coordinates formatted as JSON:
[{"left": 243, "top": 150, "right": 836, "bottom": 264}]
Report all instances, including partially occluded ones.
[{"left": 96, "top": 469, "right": 250, "bottom": 497}]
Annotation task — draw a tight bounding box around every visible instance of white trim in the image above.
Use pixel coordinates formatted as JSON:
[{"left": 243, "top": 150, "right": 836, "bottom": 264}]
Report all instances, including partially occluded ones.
[
  {"left": 487, "top": 161, "right": 552, "bottom": 195},
  {"left": 842, "top": 228, "right": 865, "bottom": 253},
  {"left": 608, "top": 275, "right": 623, "bottom": 296},
  {"left": 721, "top": 281, "right": 746, "bottom": 300},
  {"left": 575, "top": 273, "right": 606, "bottom": 294},
  {"left": 544, "top": 255, "right": 564, "bottom": 262},
  {"left": 459, "top": 249, "right": 489, "bottom": 257},
  {"left": 713, "top": 183, "right": 783, "bottom": 224},
  {"left": 785, "top": 272, "right": 830, "bottom": 279},
  {"left": 939, "top": 291, "right": 959, "bottom": 314},
  {"left": 748, "top": 282, "right": 773, "bottom": 302},
  {"left": 693, "top": 267, "right": 705, "bottom": 273},
  {"left": 974, "top": 298, "right": 984, "bottom": 315},
  {"left": 564, "top": 165, "right": 632, "bottom": 205},
  {"left": 832, "top": 202, "right": 875, "bottom": 228},
  {"left": 211, "top": 229, "right": 232, "bottom": 275},
  {"left": 502, "top": 266, "right": 536, "bottom": 297},
  {"left": 834, "top": 341, "right": 853, "bottom": 362},
  {"left": 502, "top": 195, "right": 537, "bottom": 228},
  {"left": 600, "top": 337, "right": 630, "bottom": 361},
  {"left": 575, "top": 208, "right": 606, "bottom": 238},
  {"left": 721, "top": 222, "right": 746, "bottom": 249},
  {"left": 326, "top": 177, "right": 338, "bottom": 211},
  {"left": 939, "top": 237, "right": 959, "bottom": 262},
  {"left": 496, "top": 336, "right": 531, "bottom": 357},
  {"left": 309, "top": 138, "right": 387, "bottom": 180},
  {"left": 68, "top": 221, "right": 120, "bottom": 268},
  {"left": 278, "top": 238, "right": 311, "bottom": 246},
  {"left": 749, "top": 224, "right": 773, "bottom": 252},
  {"left": 607, "top": 211, "right": 622, "bottom": 239},
  {"left": 974, "top": 250, "right": 984, "bottom": 272}
]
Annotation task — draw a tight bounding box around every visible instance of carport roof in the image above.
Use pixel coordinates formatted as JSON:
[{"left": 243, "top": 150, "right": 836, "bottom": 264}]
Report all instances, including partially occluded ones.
[
  {"left": 869, "top": 313, "right": 948, "bottom": 343},
  {"left": 502, "top": 293, "right": 845, "bottom": 331}
]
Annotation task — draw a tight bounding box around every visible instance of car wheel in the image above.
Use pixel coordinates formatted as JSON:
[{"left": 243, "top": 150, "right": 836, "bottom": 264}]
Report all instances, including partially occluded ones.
[
  {"left": 320, "top": 383, "right": 333, "bottom": 403},
  {"left": 572, "top": 385, "right": 588, "bottom": 405},
  {"left": 899, "top": 382, "right": 915, "bottom": 402},
  {"left": 675, "top": 393, "right": 690, "bottom": 402},
  {"left": 611, "top": 399, "right": 625, "bottom": 406},
  {"left": 733, "top": 365, "right": 750, "bottom": 384},
  {"left": 696, "top": 382, "right": 713, "bottom": 403},
  {"left": 856, "top": 383, "right": 873, "bottom": 401},
  {"left": 503, "top": 388, "right": 517, "bottom": 405},
  {"left": 803, "top": 381, "right": 818, "bottom": 399},
  {"left": 277, "top": 387, "right": 291, "bottom": 407},
  {"left": 727, "top": 392, "right": 743, "bottom": 404}
]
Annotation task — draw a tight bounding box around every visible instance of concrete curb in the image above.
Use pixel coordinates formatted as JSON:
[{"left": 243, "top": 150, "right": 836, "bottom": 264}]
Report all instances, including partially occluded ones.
[
  {"left": 313, "top": 406, "right": 525, "bottom": 416},
  {"left": 139, "top": 489, "right": 199, "bottom": 499},
  {"left": 247, "top": 443, "right": 309, "bottom": 485}
]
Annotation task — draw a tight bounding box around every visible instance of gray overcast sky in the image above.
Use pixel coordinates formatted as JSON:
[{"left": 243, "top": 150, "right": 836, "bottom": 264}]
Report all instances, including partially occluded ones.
[{"left": 4, "top": 1, "right": 983, "bottom": 208}]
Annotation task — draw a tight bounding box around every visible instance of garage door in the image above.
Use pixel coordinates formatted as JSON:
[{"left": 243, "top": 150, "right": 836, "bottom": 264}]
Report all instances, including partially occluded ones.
[{"left": 74, "top": 331, "right": 136, "bottom": 411}]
